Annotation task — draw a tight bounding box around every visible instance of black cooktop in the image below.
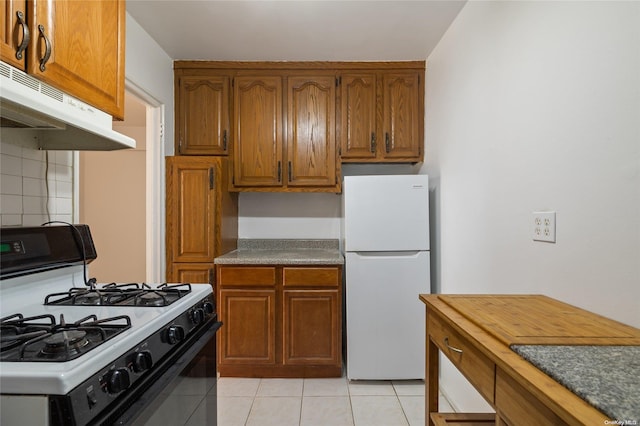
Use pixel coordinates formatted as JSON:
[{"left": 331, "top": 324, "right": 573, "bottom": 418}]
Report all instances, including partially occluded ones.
[{"left": 0, "top": 313, "right": 131, "bottom": 362}]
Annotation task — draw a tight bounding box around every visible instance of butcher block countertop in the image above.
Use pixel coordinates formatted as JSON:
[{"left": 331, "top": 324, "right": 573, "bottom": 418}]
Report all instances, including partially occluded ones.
[
  {"left": 214, "top": 239, "right": 344, "bottom": 265},
  {"left": 420, "top": 294, "right": 640, "bottom": 426}
]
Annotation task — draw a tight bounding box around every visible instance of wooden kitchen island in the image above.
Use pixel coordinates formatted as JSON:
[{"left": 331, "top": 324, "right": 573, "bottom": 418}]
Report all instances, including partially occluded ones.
[{"left": 420, "top": 294, "right": 640, "bottom": 426}]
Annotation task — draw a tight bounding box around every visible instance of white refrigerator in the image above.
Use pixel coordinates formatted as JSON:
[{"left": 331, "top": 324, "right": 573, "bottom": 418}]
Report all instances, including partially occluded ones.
[{"left": 343, "top": 174, "right": 430, "bottom": 380}]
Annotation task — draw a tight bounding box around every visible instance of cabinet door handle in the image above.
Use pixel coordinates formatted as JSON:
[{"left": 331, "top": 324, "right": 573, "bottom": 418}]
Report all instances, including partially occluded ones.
[
  {"left": 277, "top": 161, "right": 281, "bottom": 182},
  {"left": 444, "top": 337, "right": 463, "bottom": 354},
  {"left": 222, "top": 130, "right": 228, "bottom": 151},
  {"left": 370, "top": 133, "right": 376, "bottom": 153},
  {"left": 209, "top": 168, "right": 214, "bottom": 189},
  {"left": 37, "top": 24, "right": 52, "bottom": 72},
  {"left": 385, "top": 132, "right": 391, "bottom": 153},
  {"left": 288, "top": 161, "right": 292, "bottom": 182},
  {"left": 15, "top": 11, "right": 30, "bottom": 60}
]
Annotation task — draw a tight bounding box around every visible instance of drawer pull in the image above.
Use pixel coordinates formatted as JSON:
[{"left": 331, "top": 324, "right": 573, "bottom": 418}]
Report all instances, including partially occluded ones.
[{"left": 444, "top": 337, "right": 463, "bottom": 354}]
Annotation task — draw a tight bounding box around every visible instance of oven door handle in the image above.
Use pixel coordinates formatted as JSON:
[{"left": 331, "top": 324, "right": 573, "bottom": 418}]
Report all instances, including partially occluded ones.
[{"left": 91, "top": 319, "right": 222, "bottom": 426}]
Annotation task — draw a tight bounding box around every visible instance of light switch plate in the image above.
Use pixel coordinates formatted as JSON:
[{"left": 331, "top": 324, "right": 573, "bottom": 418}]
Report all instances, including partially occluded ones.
[{"left": 533, "top": 211, "right": 556, "bottom": 243}]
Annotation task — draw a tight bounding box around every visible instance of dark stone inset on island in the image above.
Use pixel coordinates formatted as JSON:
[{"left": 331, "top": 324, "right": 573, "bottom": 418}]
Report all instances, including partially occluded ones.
[{"left": 510, "top": 344, "right": 640, "bottom": 425}]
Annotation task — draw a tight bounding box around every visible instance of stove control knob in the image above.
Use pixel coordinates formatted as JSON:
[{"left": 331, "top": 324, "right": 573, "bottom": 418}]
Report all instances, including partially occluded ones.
[
  {"left": 104, "top": 368, "right": 130, "bottom": 394},
  {"left": 132, "top": 351, "right": 153, "bottom": 373},
  {"left": 191, "top": 308, "right": 205, "bottom": 325},
  {"left": 202, "top": 301, "right": 215, "bottom": 314},
  {"left": 166, "top": 325, "right": 185, "bottom": 345}
]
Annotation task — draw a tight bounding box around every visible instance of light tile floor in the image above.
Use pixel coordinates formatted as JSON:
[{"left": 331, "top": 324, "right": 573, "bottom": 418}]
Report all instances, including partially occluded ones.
[{"left": 216, "top": 377, "right": 455, "bottom": 426}]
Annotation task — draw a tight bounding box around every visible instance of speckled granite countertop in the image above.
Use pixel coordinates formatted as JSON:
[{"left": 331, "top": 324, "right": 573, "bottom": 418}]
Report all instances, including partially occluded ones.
[
  {"left": 214, "top": 239, "right": 344, "bottom": 265},
  {"left": 511, "top": 345, "right": 640, "bottom": 424}
]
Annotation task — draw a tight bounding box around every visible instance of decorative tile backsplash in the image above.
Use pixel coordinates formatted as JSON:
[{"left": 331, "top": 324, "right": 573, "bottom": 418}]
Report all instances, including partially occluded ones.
[{"left": 0, "top": 131, "right": 74, "bottom": 226}]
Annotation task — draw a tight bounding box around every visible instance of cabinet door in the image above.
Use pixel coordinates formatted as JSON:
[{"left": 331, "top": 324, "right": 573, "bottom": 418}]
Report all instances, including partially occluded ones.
[
  {"left": 286, "top": 75, "right": 336, "bottom": 187},
  {"left": 283, "top": 289, "right": 340, "bottom": 366},
  {"left": 233, "top": 76, "right": 283, "bottom": 187},
  {"left": 169, "top": 263, "right": 214, "bottom": 286},
  {"left": 219, "top": 289, "right": 276, "bottom": 364},
  {"left": 382, "top": 72, "right": 421, "bottom": 160},
  {"left": 177, "top": 75, "right": 230, "bottom": 155},
  {"left": 1, "top": 0, "right": 27, "bottom": 69},
  {"left": 339, "top": 73, "right": 377, "bottom": 160},
  {"left": 166, "top": 157, "right": 218, "bottom": 263},
  {"left": 27, "top": 0, "right": 125, "bottom": 119}
]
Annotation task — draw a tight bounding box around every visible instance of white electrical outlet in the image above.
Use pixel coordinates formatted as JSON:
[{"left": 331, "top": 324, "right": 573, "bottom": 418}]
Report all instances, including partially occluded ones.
[{"left": 533, "top": 211, "right": 556, "bottom": 243}]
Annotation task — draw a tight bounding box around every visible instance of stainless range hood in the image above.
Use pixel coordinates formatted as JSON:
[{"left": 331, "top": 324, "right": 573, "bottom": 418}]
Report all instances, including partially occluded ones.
[{"left": 0, "top": 61, "right": 135, "bottom": 150}]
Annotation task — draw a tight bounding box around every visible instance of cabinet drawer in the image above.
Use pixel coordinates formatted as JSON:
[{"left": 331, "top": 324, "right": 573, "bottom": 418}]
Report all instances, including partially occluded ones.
[
  {"left": 495, "top": 367, "right": 567, "bottom": 426},
  {"left": 218, "top": 267, "right": 277, "bottom": 286},
  {"left": 428, "top": 312, "right": 495, "bottom": 403},
  {"left": 283, "top": 267, "right": 340, "bottom": 287}
]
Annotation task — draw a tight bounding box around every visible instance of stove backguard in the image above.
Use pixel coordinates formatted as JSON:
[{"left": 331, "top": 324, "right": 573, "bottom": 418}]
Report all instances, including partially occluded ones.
[{"left": 0, "top": 224, "right": 97, "bottom": 279}]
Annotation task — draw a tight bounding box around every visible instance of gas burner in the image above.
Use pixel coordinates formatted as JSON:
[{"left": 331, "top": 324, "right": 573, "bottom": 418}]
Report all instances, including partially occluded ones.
[
  {"left": 40, "top": 330, "right": 89, "bottom": 358},
  {"left": 0, "top": 314, "right": 131, "bottom": 362},
  {"left": 44, "top": 283, "right": 193, "bottom": 307},
  {"left": 135, "top": 292, "right": 166, "bottom": 307}
]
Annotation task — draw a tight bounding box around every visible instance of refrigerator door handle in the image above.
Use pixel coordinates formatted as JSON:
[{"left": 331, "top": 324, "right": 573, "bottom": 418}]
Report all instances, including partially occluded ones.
[{"left": 351, "top": 251, "right": 423, "bottom": 258}]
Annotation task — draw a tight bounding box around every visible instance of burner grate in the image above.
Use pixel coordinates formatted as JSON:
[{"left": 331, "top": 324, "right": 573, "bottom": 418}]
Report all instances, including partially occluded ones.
[
  {"left": 43, "top": 283, "right": 193, "bottom": 307},
  {"left": 0, "top": 314, "right": 131, "bottom": 362}
]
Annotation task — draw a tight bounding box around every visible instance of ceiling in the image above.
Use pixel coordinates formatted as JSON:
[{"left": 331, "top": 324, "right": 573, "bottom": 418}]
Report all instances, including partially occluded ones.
[{"left": 126, "top": 1, "right": 466, "bottom": 61}]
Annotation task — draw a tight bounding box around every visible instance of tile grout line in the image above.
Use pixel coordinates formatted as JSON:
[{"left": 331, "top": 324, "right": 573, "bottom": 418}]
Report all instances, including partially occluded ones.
[{"left": 243, "top": 378, "right": 260, "bottom": 426}]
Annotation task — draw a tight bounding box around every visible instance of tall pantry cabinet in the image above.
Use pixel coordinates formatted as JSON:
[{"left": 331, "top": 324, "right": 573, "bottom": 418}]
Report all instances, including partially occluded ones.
[{"left": 165, "top": 156, "right": 238, "bottom": 286}]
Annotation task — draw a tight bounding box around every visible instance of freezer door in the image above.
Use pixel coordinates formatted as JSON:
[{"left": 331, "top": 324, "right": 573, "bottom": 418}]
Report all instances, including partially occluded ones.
[
  {"left": 346, "top": 251, "right": 430, "bottom": 380},
  {"left": 344, "top": 175, "right": 429, "bottom": 252}
]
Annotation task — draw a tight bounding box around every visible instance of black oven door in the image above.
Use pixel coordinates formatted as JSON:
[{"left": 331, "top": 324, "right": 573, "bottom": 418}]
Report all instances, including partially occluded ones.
[{"left": 91, "top": 320, "right": 221, "bottom": 426}]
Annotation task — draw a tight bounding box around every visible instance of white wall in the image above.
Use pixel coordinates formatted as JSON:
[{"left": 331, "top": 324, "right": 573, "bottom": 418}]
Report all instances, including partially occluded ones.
[
  {"left": 125, "top": 13, "right": 174, "bottom": 156},
  {"left": 421, "top": 1, "right": 640, "bottom": 412},
  {"left": 237, "top": 164, "right": 419, "bottom": 239},
  {"left": 239, "top": 193, "right": 341, "bottom": 239}
]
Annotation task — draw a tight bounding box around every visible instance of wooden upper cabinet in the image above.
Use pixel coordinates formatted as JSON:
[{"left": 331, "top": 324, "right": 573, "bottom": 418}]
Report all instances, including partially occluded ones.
[
  {"left": 176, "top": 75, "right": 230, "bottom": 155},
  {"left": 340, "top": 68, "right": 424, "bottom": 163},
  {"left": 1, "top": 0, "right": 27, "bottom": 69},
  {"left": 24, "top": 0, "right": 125, "bottom": 119},
  {"left": 340, "top": 73, "right": 377, "bottom": 160},
  {"left": 232, "top": 75, "right": 283, "bottom": 187},
  {"left": 287, "top": 75, "right": 337, "bottom": 188},
  {"left": 166, "top": 157, "right": 218, "bottom": 263},
  {"left": 382, "top": 72, "right": 422, "bottom": 159},
  {"left": 172, "top": 61, "right": 424, "bottom": 188}
]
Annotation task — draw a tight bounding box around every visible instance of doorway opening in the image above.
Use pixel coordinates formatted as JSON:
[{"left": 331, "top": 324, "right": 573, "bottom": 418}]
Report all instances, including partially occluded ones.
[{"left": 78, "top": 86, "right": 164, "bottom": 283}]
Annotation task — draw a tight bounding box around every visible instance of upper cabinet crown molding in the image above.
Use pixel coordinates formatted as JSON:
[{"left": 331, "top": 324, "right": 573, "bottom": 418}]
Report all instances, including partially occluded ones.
[{"left": 174, "top": 61, "right": 425, "bottom": 71}]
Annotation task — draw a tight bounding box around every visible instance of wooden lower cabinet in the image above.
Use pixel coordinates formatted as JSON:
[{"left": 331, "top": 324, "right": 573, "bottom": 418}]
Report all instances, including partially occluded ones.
[
  {"left": 283, "top": 289, "right": 340, "bottom": 365},
  {"left": 217, "top": 265, "right": 342, "bottom": 377},
  {"left": 220, "top": 289, "right": 276, "bottom": 364}
]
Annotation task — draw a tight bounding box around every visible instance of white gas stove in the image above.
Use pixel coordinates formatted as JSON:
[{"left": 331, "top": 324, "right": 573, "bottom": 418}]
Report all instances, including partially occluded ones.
[{"left": 0, "top": 225, "right": 220, "bottom": 426}]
